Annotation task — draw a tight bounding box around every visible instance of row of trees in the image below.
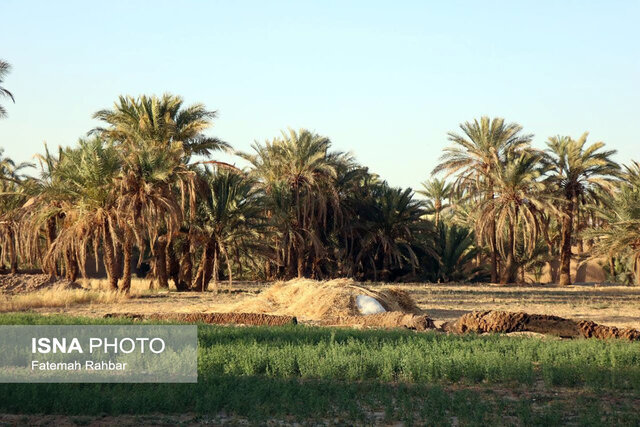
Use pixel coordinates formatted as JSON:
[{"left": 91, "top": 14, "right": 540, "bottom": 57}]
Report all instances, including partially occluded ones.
[
  {"left": 0, "top": 58, "right": 638, "bottom": 288},
  {"left": 0, "top": 93, "right": 439, "bottom": 290}
]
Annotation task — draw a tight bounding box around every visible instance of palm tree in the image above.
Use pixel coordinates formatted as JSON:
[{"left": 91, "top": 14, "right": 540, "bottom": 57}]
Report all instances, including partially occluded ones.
[
  {"left": 240, "top": 129, "right": 343, "bottom": 278},
  {"left": 0, "top": 149, "right": 31, "bottom": 272},
  {"left": 92, "top": 94, "right": 230, "bottom": 158},
  {"left": 544, "top": 133, "right": 619, "bottom": 286},
  {"left": 43, "top": 138, "right": 121, "bottom": 288},
  {"left": 93, "top": 94, "right": 228, "bottom": 290},
  {"left": 433, "top": 116, "right": 533, "bottom": 282},
  {"left": 586, "top": 161, "right": 640, "bottom": 284},
  {"left": 423, "top": 223, "right": 486, "bottom": 283},
  {"left": 18, "top": 144, "right": 67, "bottom": 279},
  {"left": 477, "top": 151, "right": 553, "bottom": 283},
  {"left": 418, "top": 178, "right": 452, "bottom": 226},
  {"left": 0, "top": 60, "right": 14, "bottom": 118},
  {"left": 113, "top": 137, "right": 187, "bottom": 292},
  {"left": 354, "top": 184, "right": 432, "bottom": 281},
  {"left": 191, "top": 168, "right": 266, "bottom": 291}
]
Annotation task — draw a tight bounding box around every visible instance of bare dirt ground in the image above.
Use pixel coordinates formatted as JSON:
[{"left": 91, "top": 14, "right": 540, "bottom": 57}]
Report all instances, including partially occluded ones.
[{"left": 4, "top": 276, "right": 637, "bottom": 330}]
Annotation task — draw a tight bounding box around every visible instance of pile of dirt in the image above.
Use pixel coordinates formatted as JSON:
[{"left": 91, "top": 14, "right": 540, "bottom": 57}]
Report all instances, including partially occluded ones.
[
  {"left": 332, "top": 312, "right": 435, "bottom": 331},
  {"left": 578, "top": 320, "right": 640, "bottom": 340},
  {"left": 105, "top": 312, "right": 298, "bottom": 326},
  {"left": 444, "top": 310, "right": 640, "bottom": 341},
  {"left": 443, "top": 310, "right": 581, "bottom": 338},
  {"left": 230, "top": 278, "right": 430, "bottom": 328},
  {"left": 0, "top": 273, "right": 82, "bottom": 294}
]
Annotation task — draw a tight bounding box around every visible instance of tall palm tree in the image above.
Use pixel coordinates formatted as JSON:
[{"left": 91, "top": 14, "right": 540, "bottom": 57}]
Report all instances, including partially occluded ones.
[
  {"left": 93, "top": 94, "right": 228, "bottom": 290},
  {"left": 18, "top": 144, "right": 66, "bottom": 279},
  {"left": 433, "top": 116, "right": 533, "bottom": 282},
  {"left": 544, "top": 133, "right": 619, "bottom": 286},
  {"left": 44, "top": 138, "right": 121, "bottom": 288},
  {"left": 478, "top": 151, "right": 553, "bottom": 283},
  {"left": 0, "top": 60, "right": 14, "bottom": 118},
  {"left": 418, "top": 178, "right": 452, "bottom": 226},
  {"left": 240, "top": 129, "right": 343, "bottom": 278},
  {"left": 93, "top": 94, "right": 230, "bottom": 159},
  {"left": 113, "top": 137, "right": 187, "bottom": 292}
]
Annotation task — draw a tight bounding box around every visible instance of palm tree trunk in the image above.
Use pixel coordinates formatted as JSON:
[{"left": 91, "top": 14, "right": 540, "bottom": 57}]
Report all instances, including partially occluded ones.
[
  {"left": 212, "top": 246, "right": 219, "bottom": 292},
  {"left": 154, "top": 236, "right": 169, "bottom": 289},
  {"left": 192, "top": 247, "right": 207, "bottom": 291},
  {"left": 297, "top": 250, "right": 304, "bottom": 278},
  {"left": 114, "top": 243, "right": 123, "bottom": 280},
  {"left": 102, "top": 220, "right": 118, "bottom": 290},
  {"left": 120, "top": 228, "right": 134, "bottom": 293},
  {"left": 501, "top": 217, "right": 517, "bottom": 284},
  {"left": 45, "top": 216, "right": 58, "bottom": 278},
  {"left": 64, "top": 250, "right": 79, "bottom": 282},
  {"left": 559, "top": 197, "right": 575, "bottom": 286},
  {"left": 265, "top": 260, "right": 272, "bottom": 281},
  {"left": 609, "top": 256, "right": 615, "bottom": 281},
  {"left": 167, "top": 241, "right": 187, "bottom": 291},
  {"left": 7, "top": 228, "right": 17, "bottom": 274},
  {"left": 175, "top": 239, "right": 191, "bottom": 291},
  {"left": 490, "top": 219, "right": 499, "bottom": 283},
  {"left": 576, "top": 206, "right": 584, "bottom": 254},
  {"left": 635, "top": 254, "right": 640, "bottom": 286},
  {"left": 220, "top": 245, "right": 233, "bottom": 290},
  {"left": 198, "top": 238, "right": 217, "bottom": 292}
]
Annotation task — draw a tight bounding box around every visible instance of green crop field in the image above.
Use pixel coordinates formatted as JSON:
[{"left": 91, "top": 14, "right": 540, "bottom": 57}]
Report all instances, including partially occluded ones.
[{"left": 1, "top": 313, "right": 639, "bottom": 426}]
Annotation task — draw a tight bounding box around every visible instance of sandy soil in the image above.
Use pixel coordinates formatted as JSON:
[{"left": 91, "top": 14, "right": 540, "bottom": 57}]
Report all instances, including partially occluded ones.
[{"left": 15, "top": 278, "right": 640, "bottom": 330}]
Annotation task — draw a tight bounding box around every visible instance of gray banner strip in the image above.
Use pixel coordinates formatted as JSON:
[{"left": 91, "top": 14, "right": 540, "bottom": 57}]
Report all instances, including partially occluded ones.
[{"left": 0, "top": 325, "right": 198, "bottom": 383}]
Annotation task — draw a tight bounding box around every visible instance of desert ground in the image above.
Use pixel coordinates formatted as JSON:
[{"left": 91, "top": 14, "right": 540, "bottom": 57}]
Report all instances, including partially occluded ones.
[{"left": 3, "top": 274, "right": 639, "bottom": 330}]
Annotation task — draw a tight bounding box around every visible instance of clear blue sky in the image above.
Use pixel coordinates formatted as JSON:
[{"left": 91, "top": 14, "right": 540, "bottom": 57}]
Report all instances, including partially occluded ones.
[{"left": 1, "top": 0, "right": 638, "bottom": 189}]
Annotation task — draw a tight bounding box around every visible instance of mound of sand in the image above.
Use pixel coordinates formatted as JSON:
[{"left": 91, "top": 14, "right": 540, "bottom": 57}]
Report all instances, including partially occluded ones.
[
  {"left": 230, "top": 278, "right": 431, "bottom": 329},
  {"left": 444, "top": 310, "right": 640, "bottom": 341},
  {"left": 0, "top": 273, "right": 82, "bottom": 294}
]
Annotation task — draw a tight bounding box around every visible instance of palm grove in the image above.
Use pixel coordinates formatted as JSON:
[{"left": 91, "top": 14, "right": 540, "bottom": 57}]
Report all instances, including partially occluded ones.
[{"left": 1, "top": 61, "right": 639, "bottom": 290}]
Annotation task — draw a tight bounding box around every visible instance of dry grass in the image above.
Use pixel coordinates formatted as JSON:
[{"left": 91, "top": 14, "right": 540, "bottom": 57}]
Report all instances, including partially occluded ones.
[
  {"left": 0, "top": 289, "right": 132, "bottom": 312},
  {"left": 80, "top": 277, "right": 153, "bottom": 292},
  {"left": 0, "top": 278, "right": 155, "bottom": 312},
  {"left": 231, "top": 278, "right": 420, "bottom": 322}
]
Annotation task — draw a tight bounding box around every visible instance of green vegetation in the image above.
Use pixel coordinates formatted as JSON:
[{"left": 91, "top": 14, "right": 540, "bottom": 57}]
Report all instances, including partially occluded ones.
[
  {"left": 1, "top": 83, "right": 638, "bottom": 287},
  {"left": 0, "top": 314, "right": 639, "bottom": 424}
]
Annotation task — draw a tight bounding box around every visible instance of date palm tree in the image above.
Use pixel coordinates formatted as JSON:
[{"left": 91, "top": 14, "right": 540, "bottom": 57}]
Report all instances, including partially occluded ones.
[
  {"left": 418, "top": 178, "right": 452, "bottom": 226},
  {"left": 586, "top": 161, "right": 640, "bottom": 284},
  {"left": 423, "top": 223, "right": 485, "bottom": 283},
  {"left": 433, "top": 117, "right": 532, "bottom": 282},
  {"left": 44, "top": 138, "right": 121, "bottom": 288},
  {"left": 92, "top": 94, "right": 228, "bottom": 290},
  {"left": 0, "top": 149, "right": 31, "bottom": 272},
  {"left": 240, "top": 129, "right": 343, "bottom": 278},
  {"left": 0, "top": 60, "right": 14, "bottom": 118},
  {"left": 478, "top": 150, "right": 553, "bottom": 283},
  {"left": 355, "top": 184, "right": 432, "bottom": 281},
  {"left": 191, "top": 168, "right": 266, "bottom": 291},
  {"left": 92, "top": 94, "right": 230, "bottom": 158},
  {"left": 113, "top": 137, "right": 187, "bottom": 292},
  {"left": 544, "top": 133, "right": 619, "bottom": 286}
]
